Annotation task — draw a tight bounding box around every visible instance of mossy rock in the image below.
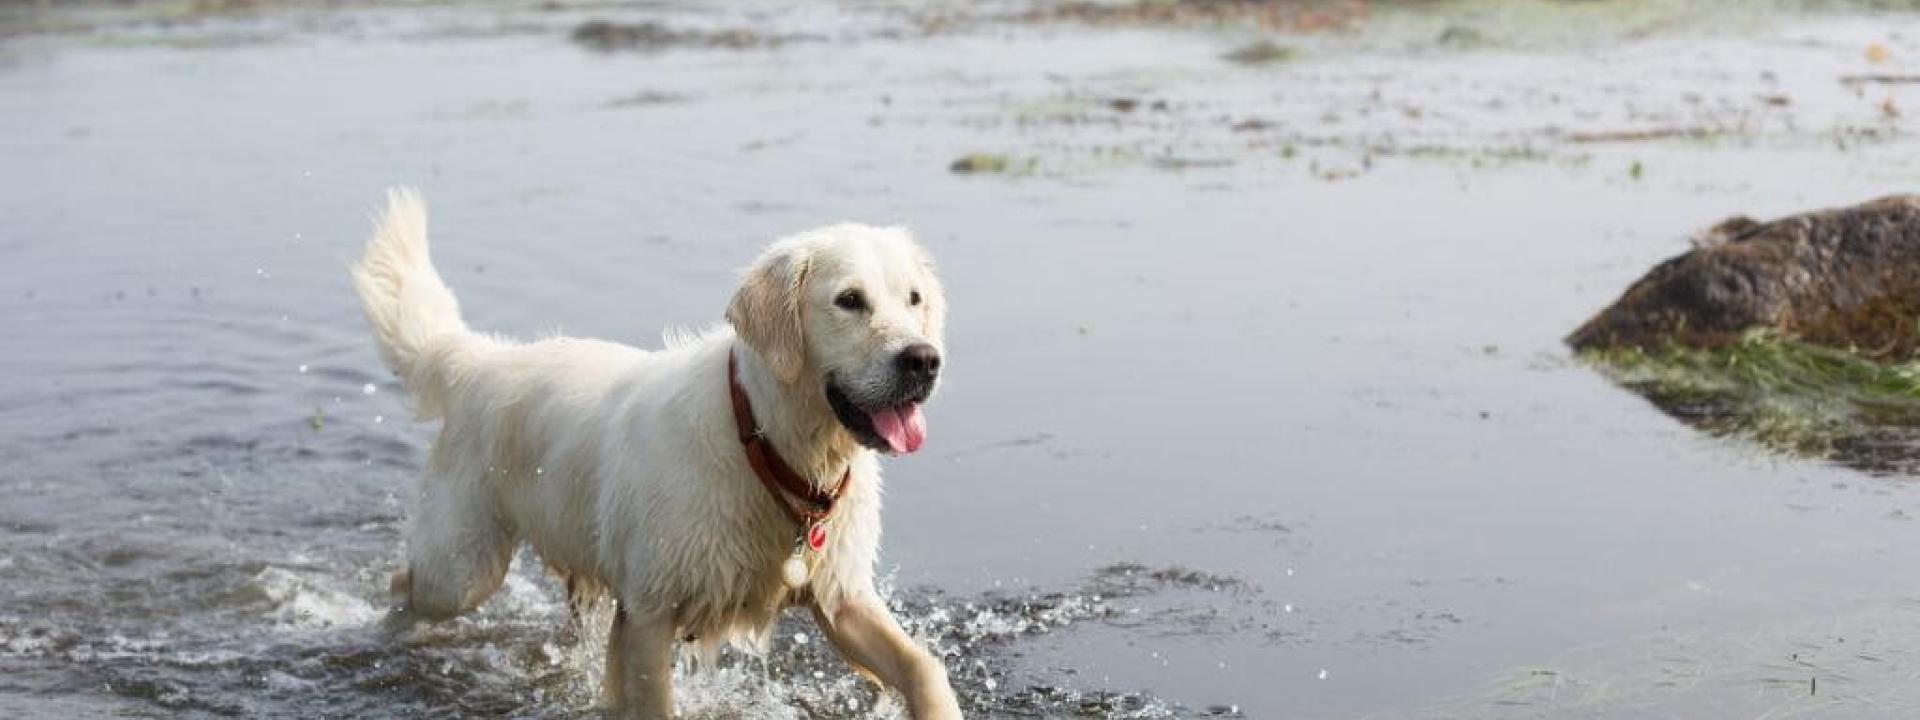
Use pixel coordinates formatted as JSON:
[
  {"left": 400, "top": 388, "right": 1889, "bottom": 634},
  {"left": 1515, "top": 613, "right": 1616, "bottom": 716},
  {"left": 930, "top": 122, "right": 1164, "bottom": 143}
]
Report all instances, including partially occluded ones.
[{"left": 1569, "top": 194, "right": 1920, "bottom": 362}]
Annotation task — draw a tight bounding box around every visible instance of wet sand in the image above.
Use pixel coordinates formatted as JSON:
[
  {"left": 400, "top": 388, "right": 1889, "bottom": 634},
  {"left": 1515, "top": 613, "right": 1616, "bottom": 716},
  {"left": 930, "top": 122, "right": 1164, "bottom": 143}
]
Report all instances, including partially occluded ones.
[{"left": 4, "top": 1, "right": 1920, "bottom": 717}]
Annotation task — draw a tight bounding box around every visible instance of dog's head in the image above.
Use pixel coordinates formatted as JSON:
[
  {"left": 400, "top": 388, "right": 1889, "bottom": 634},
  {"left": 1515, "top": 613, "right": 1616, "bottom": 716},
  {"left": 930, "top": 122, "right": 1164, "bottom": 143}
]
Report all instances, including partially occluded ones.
[{"left": 727, "top": 224, "right": 947, "bottom": 454}]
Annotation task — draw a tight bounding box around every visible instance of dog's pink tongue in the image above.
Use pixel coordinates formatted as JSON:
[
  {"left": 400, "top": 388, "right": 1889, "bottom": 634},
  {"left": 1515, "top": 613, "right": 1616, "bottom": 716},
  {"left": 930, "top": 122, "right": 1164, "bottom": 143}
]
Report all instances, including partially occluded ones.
[{"left": 869, "top": 403, "right": 926, "bottom": 454}]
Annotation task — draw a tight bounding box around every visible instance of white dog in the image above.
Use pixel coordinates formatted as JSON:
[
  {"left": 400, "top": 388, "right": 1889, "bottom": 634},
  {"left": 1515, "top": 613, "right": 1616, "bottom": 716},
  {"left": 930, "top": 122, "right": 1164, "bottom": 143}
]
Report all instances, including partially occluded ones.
[{"left": 350, "top": 188, "right": 961, "bottom": 719}]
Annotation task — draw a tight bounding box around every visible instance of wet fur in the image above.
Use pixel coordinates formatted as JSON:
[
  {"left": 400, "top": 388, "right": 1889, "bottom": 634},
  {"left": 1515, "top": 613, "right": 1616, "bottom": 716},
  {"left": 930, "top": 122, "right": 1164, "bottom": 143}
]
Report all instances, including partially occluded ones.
[{"left": 351, "top": 188, "right": 960, "bottom": 718}]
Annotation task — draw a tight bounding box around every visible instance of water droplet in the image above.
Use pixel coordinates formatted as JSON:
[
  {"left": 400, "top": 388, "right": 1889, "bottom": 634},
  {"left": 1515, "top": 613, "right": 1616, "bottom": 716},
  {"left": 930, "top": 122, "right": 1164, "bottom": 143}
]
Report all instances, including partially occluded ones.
[
  {"left": 297, "top": 364, "right": 309, "bottom": 374},
  {"left": 535, "top": 467, "right": 545, "bottom": 476},
  {"left": 374, "top": 415, "right": 384, "bottom": 424},
  {"left": 1283, "top": 604, "right": 1294, "bottom": 613},
  {"left": 362, "top": 383, "right": 377, "bottom": 395},
  {"left": 984, "top": 678, "right": 998, "bottom": 690},
  {"left": 1317, "top": 669, "right": 1329, "bottom": 680}
]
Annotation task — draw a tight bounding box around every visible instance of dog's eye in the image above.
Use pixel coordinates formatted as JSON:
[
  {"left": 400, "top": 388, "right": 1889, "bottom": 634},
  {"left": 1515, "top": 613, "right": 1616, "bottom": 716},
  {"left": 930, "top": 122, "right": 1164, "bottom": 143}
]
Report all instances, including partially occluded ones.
[
  {"left": 909, "top": 290, "right": 922, "bottom": 306},
  {"left": 834, "top": 289, "right": 868, "bottom": 312}
]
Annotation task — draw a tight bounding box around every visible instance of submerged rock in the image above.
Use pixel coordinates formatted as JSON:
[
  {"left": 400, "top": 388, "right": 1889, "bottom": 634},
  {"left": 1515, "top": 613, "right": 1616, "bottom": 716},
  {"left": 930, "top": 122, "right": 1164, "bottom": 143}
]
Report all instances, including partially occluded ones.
[
  {"left": 570, "top": 20, "right": 781, "bottom": 51},
  {"left": 1568, "top": 194, "right": 1920, "bottom": 361},
  {"left": 1222, "top": 39, "right": 1298, "bottom": 65}
]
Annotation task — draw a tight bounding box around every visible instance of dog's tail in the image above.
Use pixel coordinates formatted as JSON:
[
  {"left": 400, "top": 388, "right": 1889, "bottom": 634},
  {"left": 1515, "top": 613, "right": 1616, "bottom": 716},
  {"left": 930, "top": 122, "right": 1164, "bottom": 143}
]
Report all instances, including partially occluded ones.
[{"left": 350, "top": 187, "right": 475, "bottom": 419}]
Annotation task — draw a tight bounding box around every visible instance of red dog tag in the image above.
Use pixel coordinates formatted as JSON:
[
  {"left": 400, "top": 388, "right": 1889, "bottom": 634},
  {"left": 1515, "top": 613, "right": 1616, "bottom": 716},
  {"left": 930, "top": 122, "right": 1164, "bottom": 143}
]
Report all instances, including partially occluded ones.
[{"left": 806, "top": 522, "right": 828, "bottom": 551}]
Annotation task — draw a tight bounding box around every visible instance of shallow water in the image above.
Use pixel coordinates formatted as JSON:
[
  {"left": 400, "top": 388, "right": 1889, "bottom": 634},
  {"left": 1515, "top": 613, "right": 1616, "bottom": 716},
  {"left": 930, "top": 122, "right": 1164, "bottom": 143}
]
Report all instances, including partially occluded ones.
[{"left": 6, "top": 1, "right": 1920, "bottom": 717}]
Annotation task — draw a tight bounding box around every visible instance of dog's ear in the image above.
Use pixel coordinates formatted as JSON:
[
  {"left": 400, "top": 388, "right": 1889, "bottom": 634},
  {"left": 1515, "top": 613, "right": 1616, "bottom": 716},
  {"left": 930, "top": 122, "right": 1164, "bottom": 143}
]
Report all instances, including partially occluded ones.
[{"left": 727, "top": 244, "right": 811, "bottom": 383}]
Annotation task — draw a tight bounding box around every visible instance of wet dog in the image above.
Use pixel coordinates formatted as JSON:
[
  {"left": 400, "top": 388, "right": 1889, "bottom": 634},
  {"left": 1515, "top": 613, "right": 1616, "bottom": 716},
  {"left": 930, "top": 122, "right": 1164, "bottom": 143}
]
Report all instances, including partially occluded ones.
[{"left": 351, "top": 188, "right": 960, "bottom": 719}]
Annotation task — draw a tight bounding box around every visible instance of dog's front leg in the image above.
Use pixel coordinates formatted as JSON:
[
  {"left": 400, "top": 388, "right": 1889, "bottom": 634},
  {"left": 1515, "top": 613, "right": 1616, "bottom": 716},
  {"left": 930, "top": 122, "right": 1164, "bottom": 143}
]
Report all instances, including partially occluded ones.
[
  {"left": 813, "top": 593, "right": 962, "bottom": 720},
  {"left": 605, "top": 605, "right": 676, "bottom": 720}
]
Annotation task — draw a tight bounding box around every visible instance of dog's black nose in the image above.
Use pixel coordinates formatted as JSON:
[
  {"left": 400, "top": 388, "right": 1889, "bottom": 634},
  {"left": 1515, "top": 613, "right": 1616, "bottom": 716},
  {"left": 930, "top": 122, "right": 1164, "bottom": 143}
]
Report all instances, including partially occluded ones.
[{"left": 896, "top": 343, "right": 941, "bottom": 380}]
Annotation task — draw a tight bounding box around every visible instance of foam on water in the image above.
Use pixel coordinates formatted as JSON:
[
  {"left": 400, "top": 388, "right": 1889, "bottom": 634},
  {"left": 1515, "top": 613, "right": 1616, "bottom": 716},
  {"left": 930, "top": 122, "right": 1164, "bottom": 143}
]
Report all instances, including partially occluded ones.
[
  {"left": 290, "top": 558, "right": 1217, "bottom": 718},
  {"left": 255, "top": 566, "right": 383, "bottom": 630}
]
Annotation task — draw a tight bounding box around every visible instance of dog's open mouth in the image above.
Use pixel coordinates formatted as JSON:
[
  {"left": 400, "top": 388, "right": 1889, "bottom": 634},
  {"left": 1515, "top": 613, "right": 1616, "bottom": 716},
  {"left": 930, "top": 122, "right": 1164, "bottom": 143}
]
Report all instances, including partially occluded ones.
[{"left": 826, "top": 383, "right": 927, "bottom": 454}]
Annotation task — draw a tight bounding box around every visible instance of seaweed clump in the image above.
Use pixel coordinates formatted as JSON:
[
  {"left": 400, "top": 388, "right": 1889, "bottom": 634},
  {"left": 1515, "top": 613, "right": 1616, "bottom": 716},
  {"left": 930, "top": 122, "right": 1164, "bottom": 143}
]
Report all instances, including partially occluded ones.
[
  {"left": 1021, "top": 0, "right": 1368, "bottom": 31},
  {"left": 1583, "top": 330, "right": 1920, "bottom": 474}
]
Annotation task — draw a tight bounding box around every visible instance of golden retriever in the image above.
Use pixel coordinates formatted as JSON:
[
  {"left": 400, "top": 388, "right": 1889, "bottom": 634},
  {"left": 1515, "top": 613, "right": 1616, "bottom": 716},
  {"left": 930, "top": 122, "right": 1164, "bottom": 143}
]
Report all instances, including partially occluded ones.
[{"left": 350, "top": 188, "right": 960, "bottom": 719}]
